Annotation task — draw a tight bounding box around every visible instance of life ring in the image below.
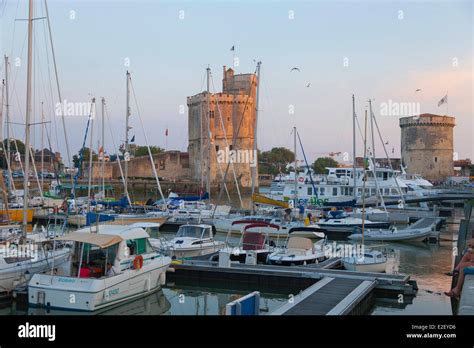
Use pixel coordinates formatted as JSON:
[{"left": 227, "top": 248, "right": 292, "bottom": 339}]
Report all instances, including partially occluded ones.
[
  {"left": 133, "top": 255, "right": 144, "bottom": 270},
  {"left": 298, "top": 177, "right": 304, "bottom": 183}
]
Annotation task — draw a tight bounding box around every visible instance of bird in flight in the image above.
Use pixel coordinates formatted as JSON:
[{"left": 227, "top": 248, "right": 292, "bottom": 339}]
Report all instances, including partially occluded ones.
[
  {"left": 415, "top": 89, "right": 421, "bottom": 92},
  {"left": 306, "top": 83, "right": 311, "bottom": 88},
  {"left": 290, "top": 67, "right": 300, "bottom": 72}
]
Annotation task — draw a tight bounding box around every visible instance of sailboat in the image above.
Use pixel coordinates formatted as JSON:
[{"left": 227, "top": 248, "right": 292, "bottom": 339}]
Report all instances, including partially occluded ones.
[
  {"left": 342, "top": 99, "right": 387, "bottom": 273},
  {"left": 0, "top": 0, "right": 71, "bottom": 293}
]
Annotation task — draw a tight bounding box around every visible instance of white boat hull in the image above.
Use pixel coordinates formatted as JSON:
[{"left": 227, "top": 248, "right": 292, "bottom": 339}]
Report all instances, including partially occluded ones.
[
  {"left": 169, "top": 242, "right": 225, "bottom": 260},
  {"left": 348, "top": 227, "right": 432, "bottom": 242},
  {"left": 0, "top": 249, "right": 70, "bottom": 292},
  {"left": 342, "top": 260, "right": 387, "bottom": 273},
  {"left": 28, "top": 256, "right": 171, "bottom": 311}
]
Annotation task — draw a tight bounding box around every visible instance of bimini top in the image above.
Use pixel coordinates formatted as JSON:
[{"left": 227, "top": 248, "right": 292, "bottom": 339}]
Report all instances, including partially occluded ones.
[{"left": 56, "top": 225, "right": 149, "bottom": 248}]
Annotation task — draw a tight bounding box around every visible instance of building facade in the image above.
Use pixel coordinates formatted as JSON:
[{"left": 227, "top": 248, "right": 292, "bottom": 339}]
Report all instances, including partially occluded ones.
[
  {"left": 187, "top": 66, "right": 258, "bottom": 188},
  {"left": 399, "top": 113, "right": 455, "bottom": 181}
]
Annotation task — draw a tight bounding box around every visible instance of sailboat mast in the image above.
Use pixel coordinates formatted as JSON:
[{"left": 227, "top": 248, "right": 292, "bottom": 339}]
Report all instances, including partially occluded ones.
[
  {"left": 293, "top": 126, "right": 297, "bottom": 205},
  {"left": 22, "top": 0, "right": 34, "bottom": 233},
  {"left": 352, "top": 94, "right": 356, "bottom": 200},
  {"left": 362, "top": 109, "right": 368, "bottom": 243},
  {"left": 124, "top": 71, "right": 130, "bottom": 202},
  {"left": 251, "top": 61, "right": 261, "bottom": 212},
  {"left": 41, "top": 102, "right": 44, "bottom": 190},
  {"left": 87, "top": 98, "right": 96, "bottom": 202},
  {"left": 101, "top": 97, "right": 105, "bottom": 196},
  {"left": 206, "top": 66, "right": 211, "bottom": 200}
]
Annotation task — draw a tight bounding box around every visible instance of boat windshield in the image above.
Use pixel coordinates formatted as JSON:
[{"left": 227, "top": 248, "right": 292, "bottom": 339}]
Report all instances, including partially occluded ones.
[{"left": 176, "top": 225, "right": 206, "bottom": 239}]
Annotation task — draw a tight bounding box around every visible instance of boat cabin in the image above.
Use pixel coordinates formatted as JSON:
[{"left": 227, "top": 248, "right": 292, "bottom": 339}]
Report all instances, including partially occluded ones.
[
  {"left": 57, "top": 226, "right": 155, "bottom": 278},
  {"left": 175, "top": 224, "right": 213, "bottom": 240}
]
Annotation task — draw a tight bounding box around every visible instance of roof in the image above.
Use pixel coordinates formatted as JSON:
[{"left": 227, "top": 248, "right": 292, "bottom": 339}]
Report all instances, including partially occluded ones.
[
  {"left": 56, "top": 225, "right": 149, "bottom": 247},
  {"left": 56, "top": 232, "right": 123, "bottom": 248}
]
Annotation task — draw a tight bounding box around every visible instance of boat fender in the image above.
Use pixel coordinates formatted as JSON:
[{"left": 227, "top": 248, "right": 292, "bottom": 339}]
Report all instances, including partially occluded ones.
[{"left": 133, "top": 255, "right": 144, "bottom": 270}]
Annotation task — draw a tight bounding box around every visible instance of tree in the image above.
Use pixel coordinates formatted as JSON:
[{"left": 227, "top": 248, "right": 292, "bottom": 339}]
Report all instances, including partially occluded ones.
[
  {"left": 258, "top": 147, "right": 295, "bottom": 175},
  {"left": 134, "top": 145, "right": 164, "bottom": 157},
  {"left": 72, "top": 147, "right": 97, "bottom": 168},
  {"left": 312, "top": 157, "right": 339, "bottom": 174},
  {"left": 2, "top": 139, "right": 26, "bottom": 155}
]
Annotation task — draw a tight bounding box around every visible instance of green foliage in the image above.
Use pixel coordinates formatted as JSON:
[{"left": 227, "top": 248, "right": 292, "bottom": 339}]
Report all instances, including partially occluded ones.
[
  {"left": 72, "top": 147, "right": 97, "bottom": 168},
  {"left": 2, "top": 139, "right": 26, "bottom": 154},
  {"left": 312, "top": 157, "right": 339, "bottom": 174},
  {"left": 258, "top": 147, "right": 295, "bottom": 175},
  {"left": 134, "top": 145, "right": 164, "bottom": 157}
]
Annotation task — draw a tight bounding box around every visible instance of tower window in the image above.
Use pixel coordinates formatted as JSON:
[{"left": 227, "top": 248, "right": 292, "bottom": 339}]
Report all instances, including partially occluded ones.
[
  {"left": 434, "top": 157, "right": 438, "bottom": 163},
  {"left": 215, "top": 145, "right": 219, "bottom": 152}
]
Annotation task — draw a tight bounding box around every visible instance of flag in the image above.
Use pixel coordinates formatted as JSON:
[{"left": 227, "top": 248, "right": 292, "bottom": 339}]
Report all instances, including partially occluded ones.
[
  {"left": 230, "top": 45, "right": 234, "bottom": 51},
  {"left": 130, "top": 135, "right": 135, "bottom": 143},
  {"left": 438, "top": 94, "right": 448, "bottom": 107},
  {"left": 165, "top": 128, "right": 168, "bottom": 136}
]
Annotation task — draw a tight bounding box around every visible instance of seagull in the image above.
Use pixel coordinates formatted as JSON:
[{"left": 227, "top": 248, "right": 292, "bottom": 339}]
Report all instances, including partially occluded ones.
[
  {"left": 385, "top": 141, "right": 389, "bottom": 145},
  {"left": 306, "top": 83, "right": 311, "bottom": 88},
  {"left": 415, "top": 89, "right": 421, "bottom": 92},
  {"left": 290, "top": 67, "right": 300, "bottom": 72}
]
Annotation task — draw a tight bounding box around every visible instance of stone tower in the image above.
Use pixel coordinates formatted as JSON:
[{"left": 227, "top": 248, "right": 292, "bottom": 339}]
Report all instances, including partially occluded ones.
[
  {"left": 187, "top": 66, "right": 258, "bottom": 189},
  {"left": 399, "top": 113, "right": 455, "bottom": 181}
]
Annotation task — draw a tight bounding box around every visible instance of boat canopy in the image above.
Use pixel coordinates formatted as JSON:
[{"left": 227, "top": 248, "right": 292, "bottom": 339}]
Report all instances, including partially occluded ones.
[
  {"left": 56, "top": 232, "right": 123, "bottom": 248},
  {"left": 244, "top": 222, "right": 280, "bottom": 231}
]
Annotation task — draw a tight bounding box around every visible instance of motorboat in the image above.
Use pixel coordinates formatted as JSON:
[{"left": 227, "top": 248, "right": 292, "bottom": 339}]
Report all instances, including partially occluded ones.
[
  {"left": 28, "top": 225, "right": 171, "bottom": 311},
  {"left": 220, "top": 222, "right": 279, "bottom": 264},
  {"left": 342, "top": 249, "right": 387, "bottom": 273},
  {"left": 167, "top": 224, "right": 225, "bottom": 260},
  {"left": 267, "top": 236, "right": 327, "bottom": 266},
  {"left": 128, "top": 222, "right": 172, "bottom": 252},
  {"left": 287, "top": 225, "right": 326, "bottom": 239},
  {"left": 214, "top": 215, "right": 301, "bottom": 237},
  {"left": 316, "top": 211, "right": 391, "bottom": 239},
  {"left": 348, "top": 224, "right": 433, "bottom": 242}
]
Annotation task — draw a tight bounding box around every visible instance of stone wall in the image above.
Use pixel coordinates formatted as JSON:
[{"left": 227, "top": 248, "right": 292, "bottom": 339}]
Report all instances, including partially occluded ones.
[
  {"left": 187, "top": 66, "right": 258, "bottom": 188},
  {"left": 400, "top": 114, "right": 455, "bottom": 181},
  {"left": 108, "top": 151, "right": 191, "bottom": 180}
]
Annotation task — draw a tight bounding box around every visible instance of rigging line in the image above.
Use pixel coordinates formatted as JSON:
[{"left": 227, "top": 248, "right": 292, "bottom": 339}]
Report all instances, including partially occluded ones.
[
  {"left": 209, "top": 70, "right": 245, "bottom": 209},
  {"left": 200, "top": 74, "right": 231, "bottom": 202},
  {"left": 370, "top": 107, "right": 405, "bottom": 205},
  {"left": 296, "top": 130, "right": 319, "bottom": 201},
  {"left": 43, "top": 0, "right": 73, "bottom": 175},
  {"left": 40, "top": 0, "right": 58, "bottom": 155},
  {"left": 8, "top": 0, "right": 21, "bottom": 59},
  {"left": 129, "top": 77, "right": 166, "bottom": 204},
  {"left": 104, "top": 102, "right": 128, "bottom": 203},
  {"left": 210, "top": 64, "right": 258, "bottom": 206}
]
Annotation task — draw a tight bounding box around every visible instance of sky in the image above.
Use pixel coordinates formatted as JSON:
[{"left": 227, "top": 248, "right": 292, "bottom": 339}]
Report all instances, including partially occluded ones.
[{"left": 0, "top": 0, "right": 472, "bottom": 168}]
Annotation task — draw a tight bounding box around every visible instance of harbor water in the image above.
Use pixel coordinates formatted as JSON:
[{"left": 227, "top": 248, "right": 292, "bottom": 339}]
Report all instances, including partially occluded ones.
[{"left": 0, "top": 208, "right": 461, "bottom": 315}]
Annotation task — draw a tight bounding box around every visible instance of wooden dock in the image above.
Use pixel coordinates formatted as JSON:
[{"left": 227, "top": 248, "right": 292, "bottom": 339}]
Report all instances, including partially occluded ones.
[
  {"left": 271, "top": 277, "right": 377, "bottom": 315},
  {"left": 168, "top": 259, "right": 417, "bottom": 315}
]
